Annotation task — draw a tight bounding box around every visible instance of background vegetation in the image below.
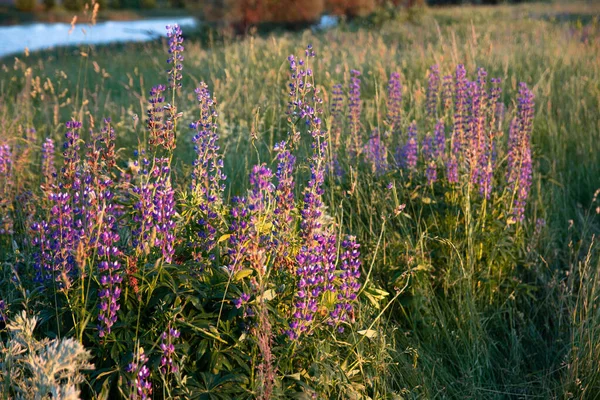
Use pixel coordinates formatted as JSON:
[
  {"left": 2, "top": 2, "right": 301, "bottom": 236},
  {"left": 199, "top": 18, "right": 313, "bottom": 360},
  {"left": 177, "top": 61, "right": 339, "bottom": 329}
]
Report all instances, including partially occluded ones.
[{"left": 0, "top": 1, "right": 599, "bottom": 398}]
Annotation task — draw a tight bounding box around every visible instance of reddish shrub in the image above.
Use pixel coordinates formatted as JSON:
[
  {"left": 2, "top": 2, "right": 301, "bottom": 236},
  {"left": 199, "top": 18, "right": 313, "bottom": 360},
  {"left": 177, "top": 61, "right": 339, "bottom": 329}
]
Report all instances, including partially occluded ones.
[
  {"left": 198, "top": 0, "right": 325, "bottom": 32},
  {"left": 325, "top": 0, "right": 376, "bottom": 18}
]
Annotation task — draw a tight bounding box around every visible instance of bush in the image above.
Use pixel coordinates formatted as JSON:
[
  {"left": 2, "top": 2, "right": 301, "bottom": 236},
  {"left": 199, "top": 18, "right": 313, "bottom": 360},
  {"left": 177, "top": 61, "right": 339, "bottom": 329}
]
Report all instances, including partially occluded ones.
[
  {"left": 326, "top": 0, "right": 377, "bottom": 18},
  {"left": 266, "top": 0, "right": 325, "bottom": 24},
  {"left": 327, "top": 0, "right": 377, "bottom": 17},
  {"left": 195, "top": 0, "right": 325, "bottom": 33},
  {"left": 0, "top": 312, "right": 94, "bottom": 398},
  {"left": 15, "top": 0, "right": 36, "bottom": 12}
]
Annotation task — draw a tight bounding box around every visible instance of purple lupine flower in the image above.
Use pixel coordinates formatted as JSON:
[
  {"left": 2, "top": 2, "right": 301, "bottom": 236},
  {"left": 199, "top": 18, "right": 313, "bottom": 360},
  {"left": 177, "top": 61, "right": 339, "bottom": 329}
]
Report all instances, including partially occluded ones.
[
  {"left": 286, "top": 54, "right": 301, "bottom": 120},
  {"left": 330, "top": 236, "right": 361, "bottom": 331},
  {"left": 446, "top": 155, "right": 459, "bottom": 184},
  {"left": 426, "top": 161, "right": 438, "bottom": 185},
  {"left": 287, "top": 242, "right": 322, "bottom": 340},
  {"left": 31, "top": 220, "right": 51, "bottom": 282},
  {"left": 421, "top": 133, "right": 438, "bottom": 184},
  {"left": 433, "top": 120, "right": 446, "bottom": 159},
  {"left": 289, "top": 230, "right": 337, "bottom": 339},
  {"left": 132, "top": 182, "right": 153, "bottom": 255},
  {"left": 299, "top": 153, "right": 325, "bottom": 238},
  {"left": 286, "top": 46, "right": 337, "bottom": 341},
  {"left": 152, "top": 160, "right": 176, "bottom": 263},
  {"left": 465, "top": 68, "right": 489, "bottom": 190},
  {"left": 386, "top": 72, "right": 402, "bottom": 131},
  {"left": 0, "top": 144, "right": 14, "bottom": 235},
  {"left": 421, "top": 133, "right": 433, "bottom": 160},
  {"left": 452, "top": 64, "right": 468, "bottom": 157},
  {"left": 348, "top": 69, "right": 362, "bottom": 157},
  {"left": 398, "top": 121, "right": 418, "bottom": 170},
  {"left": 31, "top": 191, "right": 78, "bottom": 288},
  {"left": 127, "top": 351, "right": 152, "bottom": 400},
  {"left": 363, "top": 130, "right": 389, "bottom": 176},
  {"left": 160, "top": 327, "right": 181, "bottom": 374},
  {"left": 478, "top": 156, "right": 493, "bottom": 199},
  {"left": 131, "top": 157, "right": 175, "bottom": 263},
  {"left": 41, "top": 138, "right": 56, "bottom": 192},
  {"left": 441, "top": 74, "right": 453, "bottom": 112},
  {"left": 507, "top": 83, "right": 534, "bottom": 221},
  {"left": 234, "top": 291, "right": 255, "bottom": 319},
  {"left": 97, "top": 215, "right": 122, "bottom": 338},
  {"left": 147, "top": 84, "right": 166, "bottom": 149},
  {"left": 473, "top": 73, "right": 501, "bottom": 199},
  {"left": 287, "top": 152, "right": 333, "bottom": 340},
  {"left": 228, "top": 196, "right": 250, "bottom": 274},
  {"left": 147, "top": 84, "right": 176, "bottom": 151},
  {"left": 426, "top": 64, "right": 440, "bottom": 117},
  {"left": 190, "top": 83, "right": 226, "bottom": 265},
  {"left": 166, "top": 24, "right": 184, "bottom": 91},
  {"left": 249, "top": 164, "right": 275, "bottom": 213},
  {"left": 234, "top": 292, "right": 251, "bottom": 309},
  {"left": 273, "top": 142, "right": 296, "bottom": 267},
  {"left": 286, "top": 47, "right": 320, "bottom": 148},
  {"left": 244, "top": 163, "right": 277, "bottom": 274},
  {"left": 86, "top": 135, "right": 122, "bottom": 336}
]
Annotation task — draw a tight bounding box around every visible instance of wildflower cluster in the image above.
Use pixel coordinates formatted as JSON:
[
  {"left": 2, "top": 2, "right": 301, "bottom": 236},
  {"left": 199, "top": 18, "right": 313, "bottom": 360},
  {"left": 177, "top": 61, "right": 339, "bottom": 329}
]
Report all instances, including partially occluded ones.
[
  {"left": 341, "top": 64, "right": 535, "bottom": 222},
  {"left": 508, "top": 83, "right": 534, "bottom": 221},
  {"left": 387, "top": 71, "right": 402, "bottom": 132}
]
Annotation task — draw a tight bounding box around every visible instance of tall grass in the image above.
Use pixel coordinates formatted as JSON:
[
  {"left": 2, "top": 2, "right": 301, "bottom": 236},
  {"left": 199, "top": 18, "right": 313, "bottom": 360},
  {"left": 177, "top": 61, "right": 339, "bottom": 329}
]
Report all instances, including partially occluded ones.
[{"left": 0, "top": 1, "right": 599, "bottom": 398}]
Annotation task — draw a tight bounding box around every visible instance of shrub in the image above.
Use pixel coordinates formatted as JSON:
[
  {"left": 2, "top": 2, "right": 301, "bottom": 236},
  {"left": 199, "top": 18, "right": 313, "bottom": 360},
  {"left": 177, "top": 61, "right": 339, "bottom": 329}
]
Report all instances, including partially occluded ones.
[
  {"left": 0, "top": 312, "right": 94, "bottom": 398},
  {"left": 326, "top": 0, "right": 377, "bottom": 18},
  {"left": 195, "top": 0, "right": 325, "bottom": 32}
]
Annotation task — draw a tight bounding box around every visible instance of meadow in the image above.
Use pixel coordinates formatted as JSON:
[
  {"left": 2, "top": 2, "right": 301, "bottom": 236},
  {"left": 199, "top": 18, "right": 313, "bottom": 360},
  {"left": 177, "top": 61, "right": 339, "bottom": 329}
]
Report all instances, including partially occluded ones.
[{"left": 0, "top": 1, "right": 599, "bottom": 398}]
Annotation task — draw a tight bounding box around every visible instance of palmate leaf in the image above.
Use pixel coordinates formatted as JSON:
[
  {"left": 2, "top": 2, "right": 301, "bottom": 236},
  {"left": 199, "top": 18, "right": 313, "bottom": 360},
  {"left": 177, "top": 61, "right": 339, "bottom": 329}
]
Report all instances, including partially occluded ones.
[{"left": 186, "top": 372, "right": 248, "bottom": 400}]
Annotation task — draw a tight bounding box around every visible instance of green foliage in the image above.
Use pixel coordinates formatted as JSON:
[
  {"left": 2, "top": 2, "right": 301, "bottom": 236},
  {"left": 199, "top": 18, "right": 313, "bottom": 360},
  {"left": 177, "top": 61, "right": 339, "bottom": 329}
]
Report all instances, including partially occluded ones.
[
  {"left": 14, "top": 0, "right": 36, "bottom": 12},
  {"left": 1, "top": 1, "right": 600, "bottom": 398},
  {"left": 140, "top": 0, "right": 156, "bottom": 9},
  {"left": 168, "top": 0, "right": 185, "bottom": 8},
  {"left": 42, "top": 0, "right": 56, "bottom": 10}
]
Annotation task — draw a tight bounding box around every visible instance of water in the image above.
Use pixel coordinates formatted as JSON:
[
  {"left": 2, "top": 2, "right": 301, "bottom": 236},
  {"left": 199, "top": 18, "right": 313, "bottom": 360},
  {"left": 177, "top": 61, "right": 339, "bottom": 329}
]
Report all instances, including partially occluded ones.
[
  {"left": 0, "top": 15, "right": 338, "bottom": 59},
  {"left": 0, "top": 17, "right": 197, "bottom": 58}
]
